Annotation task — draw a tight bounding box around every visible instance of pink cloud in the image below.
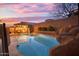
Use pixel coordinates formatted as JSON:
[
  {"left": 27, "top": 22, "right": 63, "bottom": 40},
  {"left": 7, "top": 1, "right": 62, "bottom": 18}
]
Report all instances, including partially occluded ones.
[
  {"left": 4, "top": 3, "right": 56, "bottom": 14},
  {"left": 0, "top": 3, "right": 57, "bottom": 18}
]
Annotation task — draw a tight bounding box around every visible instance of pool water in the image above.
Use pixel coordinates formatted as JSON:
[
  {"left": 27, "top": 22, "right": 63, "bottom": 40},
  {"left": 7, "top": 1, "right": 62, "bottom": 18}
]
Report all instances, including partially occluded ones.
[{"left": 16, "top": 34, "right": 60, "bottom": 56}]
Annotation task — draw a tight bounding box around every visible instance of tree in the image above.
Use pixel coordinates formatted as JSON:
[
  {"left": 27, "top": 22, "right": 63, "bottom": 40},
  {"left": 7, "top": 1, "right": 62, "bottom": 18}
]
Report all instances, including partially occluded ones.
[
  {"left": 38, "top": 27, "right": 43, "bottom": 31},
  {"left": 48, "top": 26, "right": 56, "bottom": 31},
  {"left": 49, "top": 3, "right": 78, "bottom": 18},
  {"left": 62, "top": 3, "right": 78, "bottom": 17},
  {"left": 38, "top": 27, "right": 48, "bottom": 31},
  {"left": 43, "top": 27, "right": 48, "bottom": 31}
]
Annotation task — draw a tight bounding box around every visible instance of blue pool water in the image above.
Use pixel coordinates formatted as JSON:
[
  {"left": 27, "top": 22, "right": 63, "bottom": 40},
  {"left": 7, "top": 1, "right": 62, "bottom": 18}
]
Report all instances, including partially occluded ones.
[{"left": 16, "top": 34, "right": 60, "bottom": 56}]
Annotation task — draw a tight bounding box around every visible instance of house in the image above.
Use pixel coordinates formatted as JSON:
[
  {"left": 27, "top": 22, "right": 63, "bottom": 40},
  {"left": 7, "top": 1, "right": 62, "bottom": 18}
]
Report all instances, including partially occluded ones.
[{"left": 8, "top": 22, "right": 33, "bottom": 35}]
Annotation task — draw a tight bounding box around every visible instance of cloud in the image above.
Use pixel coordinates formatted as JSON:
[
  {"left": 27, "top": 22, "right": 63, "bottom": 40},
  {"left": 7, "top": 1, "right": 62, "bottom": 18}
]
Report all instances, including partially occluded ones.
[
  {"left": 0, "top": 3, "right": 56, "bottom": 19},
  {"left": 0, "top": 3, "right": 55, "bottom": 13},
  {"left": 0, "top": 3, "right": 78, "bottom": 23}
]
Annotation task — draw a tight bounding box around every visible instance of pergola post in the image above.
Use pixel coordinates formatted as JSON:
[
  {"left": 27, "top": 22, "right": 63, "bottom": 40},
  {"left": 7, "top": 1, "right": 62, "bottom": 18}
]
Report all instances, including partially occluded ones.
[
  {"left": 2, "top": 23, "right": 9, "bottom": 56},
  {"left": 78, "top": 3, "right": 79, "bottom": 24}
]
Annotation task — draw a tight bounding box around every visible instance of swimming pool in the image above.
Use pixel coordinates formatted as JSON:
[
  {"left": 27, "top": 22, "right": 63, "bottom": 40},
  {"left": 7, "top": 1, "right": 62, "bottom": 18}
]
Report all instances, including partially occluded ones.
[{"left": 16, "top": 34, "right": 60, "bottom": 56}]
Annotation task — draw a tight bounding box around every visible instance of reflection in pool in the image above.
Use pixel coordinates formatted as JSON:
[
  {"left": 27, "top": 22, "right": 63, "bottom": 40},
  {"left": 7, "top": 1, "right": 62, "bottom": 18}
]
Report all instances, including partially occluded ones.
[{"left": 16, "top": 34, "right": 60, "bottom": 56}]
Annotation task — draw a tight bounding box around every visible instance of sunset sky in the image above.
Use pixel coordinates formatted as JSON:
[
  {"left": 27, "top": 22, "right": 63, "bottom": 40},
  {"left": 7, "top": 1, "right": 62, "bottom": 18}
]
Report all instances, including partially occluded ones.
[{"left": 0, "top": 3, "right": 78, "bottom": 23}]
